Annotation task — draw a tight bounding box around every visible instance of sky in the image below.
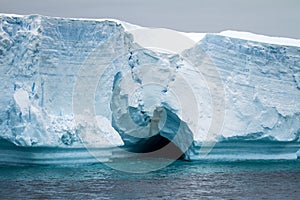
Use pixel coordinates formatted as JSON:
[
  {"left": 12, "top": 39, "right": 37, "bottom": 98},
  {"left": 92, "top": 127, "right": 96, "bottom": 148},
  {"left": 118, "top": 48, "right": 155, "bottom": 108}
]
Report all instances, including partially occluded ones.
[{"left": 0, "top": 0, "right": 299, "bottom": 39}]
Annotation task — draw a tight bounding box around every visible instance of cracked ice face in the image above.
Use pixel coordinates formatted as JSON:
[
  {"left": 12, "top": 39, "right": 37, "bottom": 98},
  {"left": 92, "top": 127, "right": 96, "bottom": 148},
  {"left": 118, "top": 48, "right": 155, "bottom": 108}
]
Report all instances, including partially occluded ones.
[{"left": 98, "top": 49, "right": 202, "bottom": 157}]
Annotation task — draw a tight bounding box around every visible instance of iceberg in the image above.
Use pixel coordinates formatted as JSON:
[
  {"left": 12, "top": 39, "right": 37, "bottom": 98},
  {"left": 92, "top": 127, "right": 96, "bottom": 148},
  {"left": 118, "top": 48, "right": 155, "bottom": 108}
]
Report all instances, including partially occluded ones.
[{"left": 0, "top": 14, "right": 299, "bottom": 167}]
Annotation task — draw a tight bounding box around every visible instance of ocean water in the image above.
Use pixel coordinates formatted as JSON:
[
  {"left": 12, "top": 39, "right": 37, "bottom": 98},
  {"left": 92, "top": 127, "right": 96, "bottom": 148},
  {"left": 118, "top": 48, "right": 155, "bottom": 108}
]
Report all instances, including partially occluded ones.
[{"left": 1, "top": 159, "right": 300, "bottom": 199}]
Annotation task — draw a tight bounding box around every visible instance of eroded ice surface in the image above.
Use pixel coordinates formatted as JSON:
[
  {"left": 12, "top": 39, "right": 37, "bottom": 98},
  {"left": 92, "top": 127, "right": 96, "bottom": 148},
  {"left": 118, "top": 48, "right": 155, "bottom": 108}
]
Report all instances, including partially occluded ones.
[{"left": 0, "top": 14, "right": 299, "bottom": 164}]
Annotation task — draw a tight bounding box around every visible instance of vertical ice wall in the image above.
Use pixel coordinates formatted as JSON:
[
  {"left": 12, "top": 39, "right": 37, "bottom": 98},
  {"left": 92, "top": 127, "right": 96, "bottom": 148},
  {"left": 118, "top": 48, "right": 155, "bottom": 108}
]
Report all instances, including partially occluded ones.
[
  {"left": 185, "top": 34, "right": 300, "bottom": 141},
  {"left": 0, "top": 15, "right": 132, "bottom": 146}
]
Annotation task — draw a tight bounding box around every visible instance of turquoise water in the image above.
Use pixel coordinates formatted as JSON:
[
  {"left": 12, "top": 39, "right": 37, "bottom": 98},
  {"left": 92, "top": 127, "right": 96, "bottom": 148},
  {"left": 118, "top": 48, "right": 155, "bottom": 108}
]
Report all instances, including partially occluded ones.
[{"left": 1, "top": 160, "right": 300, "bottom": 199}]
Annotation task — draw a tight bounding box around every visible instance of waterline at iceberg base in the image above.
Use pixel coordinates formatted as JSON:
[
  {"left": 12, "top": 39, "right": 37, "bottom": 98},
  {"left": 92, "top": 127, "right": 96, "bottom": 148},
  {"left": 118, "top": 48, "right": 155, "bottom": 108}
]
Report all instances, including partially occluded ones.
[{"left": 0, "top": 14, "right": 300, "bottom": 166}]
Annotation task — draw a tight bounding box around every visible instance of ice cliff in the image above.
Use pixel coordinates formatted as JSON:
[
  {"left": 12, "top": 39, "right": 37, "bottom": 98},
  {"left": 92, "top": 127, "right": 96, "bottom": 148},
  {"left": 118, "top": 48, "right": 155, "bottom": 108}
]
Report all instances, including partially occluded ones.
[{"left": 0, "top": 14, "right": 299, "bottom": 164}]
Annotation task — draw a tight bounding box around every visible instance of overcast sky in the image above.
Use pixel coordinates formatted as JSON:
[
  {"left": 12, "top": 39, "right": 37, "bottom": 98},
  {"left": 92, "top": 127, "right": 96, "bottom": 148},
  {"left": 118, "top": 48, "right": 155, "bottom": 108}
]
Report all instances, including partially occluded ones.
[{"left": 1, "top": 0, "right": 299, "bottom": 39}]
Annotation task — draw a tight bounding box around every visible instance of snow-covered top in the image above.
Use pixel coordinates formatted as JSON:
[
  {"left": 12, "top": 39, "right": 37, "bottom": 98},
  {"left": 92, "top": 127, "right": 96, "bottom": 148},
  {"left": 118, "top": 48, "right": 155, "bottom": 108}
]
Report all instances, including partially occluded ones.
[
  {"left": 1, "top": 13, "right": 300, "bottom": 47},
  {"left": 180, "top": 31, "right": 300, "bottom": 47},
  {"left": 220, "top": 30, "right": 300, "bottom": 47}
]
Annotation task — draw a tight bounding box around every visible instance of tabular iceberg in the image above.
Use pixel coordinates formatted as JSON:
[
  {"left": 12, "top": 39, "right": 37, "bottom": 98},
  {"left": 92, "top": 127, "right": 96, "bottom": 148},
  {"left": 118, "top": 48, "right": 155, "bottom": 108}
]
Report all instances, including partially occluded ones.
[{"left": 0, "top": 14, "right": 299, "bottom": 166}]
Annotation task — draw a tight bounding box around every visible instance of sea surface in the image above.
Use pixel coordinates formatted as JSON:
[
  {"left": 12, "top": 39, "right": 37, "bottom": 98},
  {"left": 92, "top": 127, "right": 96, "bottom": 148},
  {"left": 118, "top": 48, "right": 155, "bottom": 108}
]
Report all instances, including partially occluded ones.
[{"left": 1, "top": 159, "right": 300, "bottom": 199}]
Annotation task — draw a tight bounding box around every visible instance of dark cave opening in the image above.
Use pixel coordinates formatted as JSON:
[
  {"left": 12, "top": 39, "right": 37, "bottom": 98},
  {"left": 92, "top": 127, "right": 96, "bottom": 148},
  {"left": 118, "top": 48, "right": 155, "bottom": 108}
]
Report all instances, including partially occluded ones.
[{"left": 123, "top": 134, "right": 184, "bottom": 160}]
